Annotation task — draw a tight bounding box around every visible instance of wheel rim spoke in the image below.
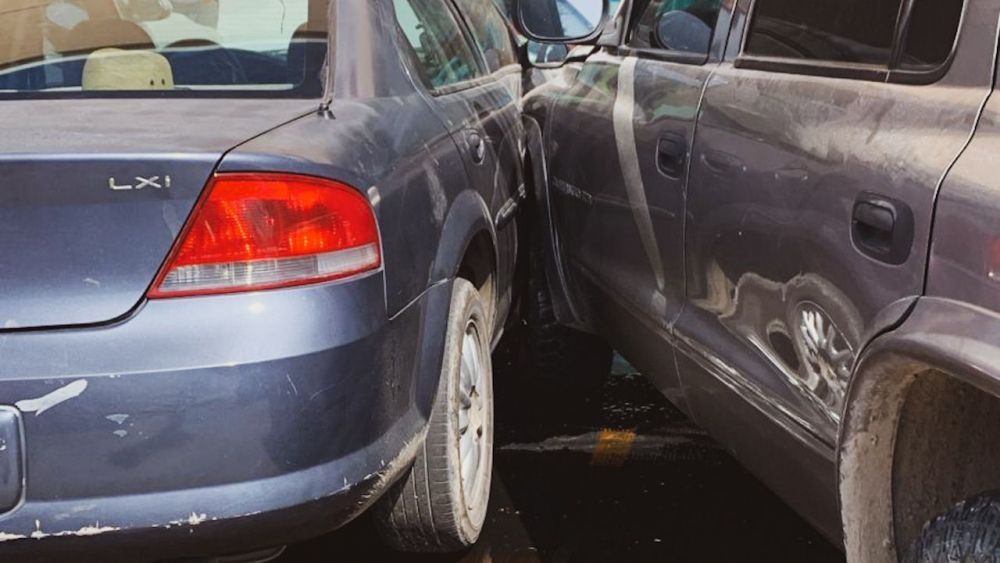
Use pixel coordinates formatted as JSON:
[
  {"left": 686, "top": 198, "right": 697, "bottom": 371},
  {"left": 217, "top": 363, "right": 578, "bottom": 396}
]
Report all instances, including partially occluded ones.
[
  {"left": 463, "top": 439, "right": 479, "bottom": 489},
  {"left": 459, "top": 408, "right": 469, "bottom": 434},
  {"left": 457, "top": 321, "right": 488, "bottom": 505}
]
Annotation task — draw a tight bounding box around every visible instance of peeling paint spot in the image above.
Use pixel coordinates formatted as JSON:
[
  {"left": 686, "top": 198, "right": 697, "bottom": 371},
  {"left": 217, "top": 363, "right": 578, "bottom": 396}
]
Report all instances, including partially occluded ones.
[
  {"left": 83, "top": 278, "right": 101, "bottom": 287},
  {"left": 106, "top": 414, "right": 129, "bottom": 425},
  {"left": 0, "top": 532, "right": 26, "bottom": 542},
  {"left": 70, "top": 525, "right": 117, "bottom": 537},
  {"left": 187, "top": 513, "right": 206, "bottom": 525},
  {"left": 168, "top": 512, "right": 207, "bottom": 527},
  {"left": 26, "top": 521, "right": 119, "bottom": 540},
  {"left": 113, "top": 430, "right": 127, "bottom": 438},
  {"left": 16, "top": 380, "right": 88, "bottom": 416}
]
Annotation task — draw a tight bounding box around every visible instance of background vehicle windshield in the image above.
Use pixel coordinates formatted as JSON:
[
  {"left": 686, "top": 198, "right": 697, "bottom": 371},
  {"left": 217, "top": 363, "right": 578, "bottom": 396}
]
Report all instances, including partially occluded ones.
[{"left": 0, "top": 0, "right": 329, "bottom": 97}]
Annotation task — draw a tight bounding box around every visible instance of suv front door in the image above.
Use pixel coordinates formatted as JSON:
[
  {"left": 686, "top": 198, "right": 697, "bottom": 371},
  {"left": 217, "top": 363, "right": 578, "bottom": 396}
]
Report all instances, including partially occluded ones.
[{"left": 546, "top": 0, "right": 730, "bottom": 378}]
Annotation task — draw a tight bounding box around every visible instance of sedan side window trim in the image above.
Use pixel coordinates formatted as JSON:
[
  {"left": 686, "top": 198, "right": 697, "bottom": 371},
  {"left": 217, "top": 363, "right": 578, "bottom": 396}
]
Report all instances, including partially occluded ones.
[{"left": 426, "top": 73, "right": 499, "bottom": 97}]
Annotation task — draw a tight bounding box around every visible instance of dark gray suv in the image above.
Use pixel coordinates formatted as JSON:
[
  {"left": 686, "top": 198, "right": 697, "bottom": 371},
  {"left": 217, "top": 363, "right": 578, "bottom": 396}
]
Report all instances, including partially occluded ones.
[{"left": 516, "top": 0, "right": 1000, "bottom": 560}]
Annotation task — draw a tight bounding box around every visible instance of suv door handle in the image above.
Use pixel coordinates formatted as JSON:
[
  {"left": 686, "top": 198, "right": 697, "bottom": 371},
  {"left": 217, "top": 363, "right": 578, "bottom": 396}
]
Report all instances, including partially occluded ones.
[
  {"left": 851, "top": 192, "right": 914, "bottom": 265},
  {"left": 657, "top": 133, "right": 687, "bottom": 179},
  {"left": 467, "top": 131, "right": 487, "bottom": 164},
  {"left": 700, "top": 150, "right": 744, "bottom": 176}
]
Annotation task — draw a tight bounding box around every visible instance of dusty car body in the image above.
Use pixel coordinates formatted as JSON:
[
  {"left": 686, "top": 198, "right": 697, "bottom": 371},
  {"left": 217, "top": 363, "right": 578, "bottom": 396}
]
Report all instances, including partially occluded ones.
[
  {"left": 518, "top": 0, "right": 1000, "bottom": 560},
  {"left": 0, "top": 0, "right": 524, "bottom": 560}
]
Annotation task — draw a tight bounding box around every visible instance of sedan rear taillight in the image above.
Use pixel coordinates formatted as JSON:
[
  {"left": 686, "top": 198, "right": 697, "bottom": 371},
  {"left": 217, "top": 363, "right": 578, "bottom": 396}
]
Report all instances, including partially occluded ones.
[{"left": 148, "top": 173, "right": 380, "bottom": 298}]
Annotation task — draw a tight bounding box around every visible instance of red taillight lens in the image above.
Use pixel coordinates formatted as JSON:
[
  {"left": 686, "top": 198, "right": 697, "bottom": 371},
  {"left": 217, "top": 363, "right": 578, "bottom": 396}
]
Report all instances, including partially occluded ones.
[{"left": 148, "top": 173, "right": 380, "bottom": 298}]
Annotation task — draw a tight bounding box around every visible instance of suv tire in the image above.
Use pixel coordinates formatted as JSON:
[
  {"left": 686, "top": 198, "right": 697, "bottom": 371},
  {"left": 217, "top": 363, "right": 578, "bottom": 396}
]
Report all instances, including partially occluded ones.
[
  {"left": 373, "top": 278, "right": 494, "bottom": 553},
  {"left": 904, "top": 491, "right": 1000, "bottom": 562}
]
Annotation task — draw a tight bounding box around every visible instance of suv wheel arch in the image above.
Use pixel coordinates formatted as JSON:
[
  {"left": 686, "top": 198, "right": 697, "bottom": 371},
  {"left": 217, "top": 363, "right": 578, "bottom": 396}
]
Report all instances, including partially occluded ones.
[{"left": 839, "top": 297, "right": 1000, "bottom": 563}]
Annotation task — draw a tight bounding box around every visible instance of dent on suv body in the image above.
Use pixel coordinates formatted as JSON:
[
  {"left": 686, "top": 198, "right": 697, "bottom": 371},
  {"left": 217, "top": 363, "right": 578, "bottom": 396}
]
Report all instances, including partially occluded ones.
[
  {"left": 0, "top": 0, "right": 525, "bottom": 559},
  {"left": 517, "top": 0, "right": 1000, "bottom": 560}
]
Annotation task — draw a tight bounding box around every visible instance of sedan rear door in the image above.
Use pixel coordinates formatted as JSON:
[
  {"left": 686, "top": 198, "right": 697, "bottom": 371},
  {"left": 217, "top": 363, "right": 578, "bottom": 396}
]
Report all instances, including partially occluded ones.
[{"left": 391, "top": 0, "right": 523, "bottom": 334}]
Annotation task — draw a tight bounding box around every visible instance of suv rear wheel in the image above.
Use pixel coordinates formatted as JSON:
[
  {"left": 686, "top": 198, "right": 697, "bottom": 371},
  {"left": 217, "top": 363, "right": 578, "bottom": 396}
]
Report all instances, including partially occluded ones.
[
  {"left": 904, "top": 490, "right": 1000, "bottom": 562},
  {"left": 373, "top": 278, "right": 494, "bottom": 553}
]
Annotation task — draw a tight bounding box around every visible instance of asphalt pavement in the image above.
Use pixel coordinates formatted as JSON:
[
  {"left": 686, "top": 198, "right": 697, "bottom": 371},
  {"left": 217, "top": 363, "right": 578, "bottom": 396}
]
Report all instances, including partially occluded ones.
[{"left": 278, "top": 336, "right": 845, "bottom": 563}]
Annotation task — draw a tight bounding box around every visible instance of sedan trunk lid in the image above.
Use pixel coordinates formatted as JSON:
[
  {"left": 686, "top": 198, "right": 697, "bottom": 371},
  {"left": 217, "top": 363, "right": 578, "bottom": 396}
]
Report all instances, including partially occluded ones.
[{"left": 0, "top": 98, "right": 317, "bottom": 329}]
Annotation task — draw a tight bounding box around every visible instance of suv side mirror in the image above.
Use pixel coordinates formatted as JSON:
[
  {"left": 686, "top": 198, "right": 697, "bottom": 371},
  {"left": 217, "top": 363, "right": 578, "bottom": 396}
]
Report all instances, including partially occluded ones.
[{"left": 512, "top": 0, "right": 609, "bottom": 44}]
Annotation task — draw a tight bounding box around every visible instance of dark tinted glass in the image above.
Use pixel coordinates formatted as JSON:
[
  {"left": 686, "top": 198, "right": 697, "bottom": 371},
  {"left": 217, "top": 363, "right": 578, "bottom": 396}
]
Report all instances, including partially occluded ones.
[
  {"left": 745, "top": 0, "right": 903, "bottom": 66},
  {"left": 393, "top": 0, "right": 482, "bottom": 90},
  {"left": 455, "top": 0, "right": 518, "bottom": 72},
  {"left": 629, "top": 0, "right": 722, "bottom": 55},
  {"left": 900, "top": 0, "right": 964, "bottom": 70}
]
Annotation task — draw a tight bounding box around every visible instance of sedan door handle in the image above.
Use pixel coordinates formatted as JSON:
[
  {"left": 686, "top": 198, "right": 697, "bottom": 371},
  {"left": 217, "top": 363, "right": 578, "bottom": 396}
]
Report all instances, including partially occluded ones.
[
  {"left": 851, "top": 192, "right": 914, "bottom": 265},
  {"left": 656, "top": 133, "right": 687, "bottom": 179}
]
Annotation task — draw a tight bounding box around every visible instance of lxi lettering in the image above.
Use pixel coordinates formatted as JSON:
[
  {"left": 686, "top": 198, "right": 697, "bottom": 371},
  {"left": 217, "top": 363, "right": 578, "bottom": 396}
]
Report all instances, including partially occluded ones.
[{"left": 109, "top": 176, "right": 172, "bottom": 191}]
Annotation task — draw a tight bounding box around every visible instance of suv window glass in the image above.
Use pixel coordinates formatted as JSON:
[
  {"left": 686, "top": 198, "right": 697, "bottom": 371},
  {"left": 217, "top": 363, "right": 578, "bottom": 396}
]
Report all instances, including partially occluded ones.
[
  {"left": 454, "top": 0, "right": 517, "bottom": 72},
  {"left": 0, "top": 0, "right": 329, "bottom": 97},
  {"left": 628, "top": 0, "right": 722, "bottom": 56},
  {"left": 392, "top": 0, "right": 482, "bottom": 90},
  {"left": 900, "top": 0, "right": 964, "bottom": 70},
  {"left": 744, "top": 0, "right": 903, "bottom": 66}
]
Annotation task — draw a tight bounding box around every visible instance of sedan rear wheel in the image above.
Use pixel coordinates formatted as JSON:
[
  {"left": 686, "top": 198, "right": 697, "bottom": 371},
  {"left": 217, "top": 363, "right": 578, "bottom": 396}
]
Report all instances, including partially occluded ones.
[{"left": 373, "top": 278, "right": 494, "bottom": 553}]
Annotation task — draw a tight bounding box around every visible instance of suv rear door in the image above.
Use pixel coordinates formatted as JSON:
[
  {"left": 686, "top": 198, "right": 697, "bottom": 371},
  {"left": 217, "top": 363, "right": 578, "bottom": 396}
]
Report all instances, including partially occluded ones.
[
  {"left": 545, "top": 0, "right": 732, "bottom": 352},
  {"left": 674, "top": 0, "right": 998, "bottom": 529}
]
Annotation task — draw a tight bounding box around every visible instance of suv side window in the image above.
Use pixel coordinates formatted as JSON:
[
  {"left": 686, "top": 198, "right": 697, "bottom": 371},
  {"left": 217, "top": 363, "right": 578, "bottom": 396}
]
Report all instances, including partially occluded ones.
[
  {"left": 742, "top": 0, "right": 965, "bottom": 76},
  {"left": 628, "top": 0, "right": 723, "bottom": 57},
  {"left": 392, "top": 0, "right": 483, "bottom": 90},
  {"left": 744, "top": 0, "right": 902, "bottom": 66},
  {"left": 900, "top": 1, "right": 965, "bottom": 70},
  {"left": 454, "top": 0, "right": 518, "bottom": 72}
]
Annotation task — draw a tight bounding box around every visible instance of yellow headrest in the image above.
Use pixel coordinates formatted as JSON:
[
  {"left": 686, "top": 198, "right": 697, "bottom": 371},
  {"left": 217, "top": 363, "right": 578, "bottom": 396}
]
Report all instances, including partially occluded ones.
[{"left": 82, "top": 48, "right": 174, "bottom": 91}]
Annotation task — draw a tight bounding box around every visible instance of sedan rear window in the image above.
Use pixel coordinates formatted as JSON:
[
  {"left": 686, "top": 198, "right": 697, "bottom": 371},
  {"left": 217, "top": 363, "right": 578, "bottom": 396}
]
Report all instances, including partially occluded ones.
[{"left": 0, "top": 0, "right": 329, "bottom": 97}]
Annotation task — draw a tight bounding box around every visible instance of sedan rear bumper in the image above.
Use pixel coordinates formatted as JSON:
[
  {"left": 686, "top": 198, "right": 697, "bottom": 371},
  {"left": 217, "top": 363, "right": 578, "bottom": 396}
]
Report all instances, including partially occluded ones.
[{"left": 0, "top": 274, "right": 451, "bottom": 561}]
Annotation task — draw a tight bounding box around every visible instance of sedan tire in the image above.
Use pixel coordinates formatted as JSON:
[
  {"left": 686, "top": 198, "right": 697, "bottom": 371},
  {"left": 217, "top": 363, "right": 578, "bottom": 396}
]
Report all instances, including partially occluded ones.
[{"left": 373, "top": 278, "right": 494, "bottom": 553}]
